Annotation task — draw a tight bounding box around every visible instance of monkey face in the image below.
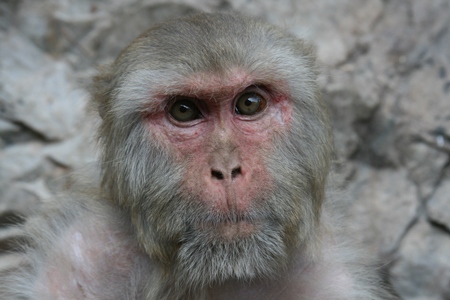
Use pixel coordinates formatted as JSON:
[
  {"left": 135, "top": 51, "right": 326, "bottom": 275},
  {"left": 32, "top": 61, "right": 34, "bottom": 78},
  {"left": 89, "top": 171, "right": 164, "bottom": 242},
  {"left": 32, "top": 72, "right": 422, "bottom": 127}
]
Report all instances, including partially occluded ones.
[{"left": 145, "top": 68, "right": 293, "bottom": 238}]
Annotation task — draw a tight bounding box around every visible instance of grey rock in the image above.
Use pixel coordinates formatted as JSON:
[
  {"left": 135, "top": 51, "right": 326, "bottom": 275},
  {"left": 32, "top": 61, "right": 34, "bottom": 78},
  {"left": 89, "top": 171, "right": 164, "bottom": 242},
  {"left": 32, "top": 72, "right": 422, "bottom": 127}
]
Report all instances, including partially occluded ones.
[
  {"left": 427, "top": 174, "right": 450, "bottom": 231},
  {"left": 0, "top": 31, "right": 87, "bottom": 141},
  {"left": 43, "top": 134, "right": 97, "bottom": 169},
  {"left": 0, "top": 119, "right": 20, "bottom": 134},
  {"left": 390, "top": 220, "right": 450, "bottom": 300},
  {"left": 0, "top": 181, "right": 44, "bottom": 219},
  {"left": 0, "top": 143, "right": 43, "bottom": 183},
  {"left": 345, "top": 164, "right": 419, "bottom": 258},
  {"left": 403, "top": 63, "right": 450, "bottom": 133},
  {"left": 404, "top": 143, "right": 449, "bottom": 200}
]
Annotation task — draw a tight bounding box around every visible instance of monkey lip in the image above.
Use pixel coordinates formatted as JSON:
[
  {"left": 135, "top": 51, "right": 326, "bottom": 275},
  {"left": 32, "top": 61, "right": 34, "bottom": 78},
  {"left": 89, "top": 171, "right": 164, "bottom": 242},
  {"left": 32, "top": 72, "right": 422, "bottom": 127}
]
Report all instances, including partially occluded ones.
[
  {"left": 218, "top": 220, "right": 256, "bottom": 239},
  {"left": 197, "top": 219, "right": 260, "bottom": 239}
]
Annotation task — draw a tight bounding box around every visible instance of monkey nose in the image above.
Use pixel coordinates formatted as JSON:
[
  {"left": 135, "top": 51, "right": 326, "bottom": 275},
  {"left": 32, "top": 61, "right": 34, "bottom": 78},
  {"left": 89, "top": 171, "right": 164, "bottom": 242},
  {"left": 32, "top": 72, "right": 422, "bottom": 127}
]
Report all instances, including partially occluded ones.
[{"left": 211, "top": 166, "right": 243, "bottom": 182}]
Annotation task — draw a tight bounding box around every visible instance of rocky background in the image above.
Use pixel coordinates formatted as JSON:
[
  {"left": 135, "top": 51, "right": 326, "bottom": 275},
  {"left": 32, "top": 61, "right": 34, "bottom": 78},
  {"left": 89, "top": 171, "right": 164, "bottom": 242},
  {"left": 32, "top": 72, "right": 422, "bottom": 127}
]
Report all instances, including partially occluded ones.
[{"left": 0, "top": 0, "right": 449, "bottom": 299}]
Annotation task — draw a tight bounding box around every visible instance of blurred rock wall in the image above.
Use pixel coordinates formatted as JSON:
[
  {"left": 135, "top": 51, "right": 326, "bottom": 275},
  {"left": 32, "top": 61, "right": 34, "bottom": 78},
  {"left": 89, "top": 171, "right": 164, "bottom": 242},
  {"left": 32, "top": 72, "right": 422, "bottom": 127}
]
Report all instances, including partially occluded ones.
[{"left": 0, "top": 1, "right": 449, "bottom": 299}]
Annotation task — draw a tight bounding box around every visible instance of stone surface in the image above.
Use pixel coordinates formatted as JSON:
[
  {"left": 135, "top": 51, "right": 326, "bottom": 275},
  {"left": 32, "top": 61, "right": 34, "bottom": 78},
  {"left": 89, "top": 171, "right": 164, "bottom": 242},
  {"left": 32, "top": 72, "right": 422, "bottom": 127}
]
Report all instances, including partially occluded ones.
[
  {"left": 0, "top": 182, "right": 42, "bottom": 218},
  {"left": 346, "top": 164, "right": 419, "bottom": 258},
  {"left": 391, "top": 220, "right": 450, "bottom": 300},
  {"left": 0, "top": 143, "right": 43, "bottom": 183},
  {"left": 43, "top": 134, "right": 97, "bottom": 168},
  {"left": 0, "top": 31, "right": 87, "bottom": 141},
  {"left": 405, "top": 143, "right": 449, "bottom": 200},
  {"left": 427, "top": 168, "right": 450, "bottom": 231}
]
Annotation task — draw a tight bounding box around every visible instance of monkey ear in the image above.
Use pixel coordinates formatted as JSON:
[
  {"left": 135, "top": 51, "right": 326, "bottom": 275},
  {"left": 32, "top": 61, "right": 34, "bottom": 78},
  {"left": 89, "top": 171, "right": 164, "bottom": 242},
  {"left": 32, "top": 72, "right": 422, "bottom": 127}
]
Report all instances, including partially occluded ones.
[{"left": 89, "top": 64, "right": 115, "bottom": 120}]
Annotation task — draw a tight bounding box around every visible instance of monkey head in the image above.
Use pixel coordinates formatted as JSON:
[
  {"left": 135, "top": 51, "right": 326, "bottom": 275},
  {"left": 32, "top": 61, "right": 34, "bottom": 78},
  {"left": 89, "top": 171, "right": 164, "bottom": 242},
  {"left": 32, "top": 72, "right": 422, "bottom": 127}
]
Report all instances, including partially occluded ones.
[{"left": 92, "top": 12, "right": 332, "bottom": 288}]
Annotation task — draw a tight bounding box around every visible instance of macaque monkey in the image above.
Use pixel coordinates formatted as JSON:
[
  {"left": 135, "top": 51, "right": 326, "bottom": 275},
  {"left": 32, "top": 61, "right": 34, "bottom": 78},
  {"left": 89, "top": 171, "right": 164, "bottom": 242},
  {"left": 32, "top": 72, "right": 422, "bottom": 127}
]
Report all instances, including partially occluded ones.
[{"left": 1, "top": 12, "right": 396, "bottom": 299}]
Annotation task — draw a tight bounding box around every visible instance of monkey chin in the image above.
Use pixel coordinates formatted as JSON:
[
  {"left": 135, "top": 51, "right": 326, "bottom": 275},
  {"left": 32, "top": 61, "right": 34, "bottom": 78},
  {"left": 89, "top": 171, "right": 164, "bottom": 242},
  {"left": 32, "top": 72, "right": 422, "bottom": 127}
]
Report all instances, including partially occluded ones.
[{"left": 176, "top": 219, "right": 287, "bottom": 288}]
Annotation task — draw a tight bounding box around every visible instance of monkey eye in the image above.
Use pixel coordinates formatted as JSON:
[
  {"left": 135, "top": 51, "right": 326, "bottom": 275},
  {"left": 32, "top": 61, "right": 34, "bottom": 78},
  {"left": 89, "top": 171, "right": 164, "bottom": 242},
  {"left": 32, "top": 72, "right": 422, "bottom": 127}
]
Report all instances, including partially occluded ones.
[
  {"left": 169, "top": 99, "right": 202, "bottom": 122},
  {"left": 235, "top": 92, "right": 267, "bottom": 116}
]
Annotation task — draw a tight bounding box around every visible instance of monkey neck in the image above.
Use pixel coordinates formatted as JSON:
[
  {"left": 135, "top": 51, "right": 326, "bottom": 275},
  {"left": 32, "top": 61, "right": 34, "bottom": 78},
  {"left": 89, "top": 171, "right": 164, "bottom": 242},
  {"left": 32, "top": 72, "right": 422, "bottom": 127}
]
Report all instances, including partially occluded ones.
[
  {"left": 154, "top": 240, "right": 323, "bottom": 300},
  {"left": 154, "top": 251, "right": 321, "bottom": 300}
]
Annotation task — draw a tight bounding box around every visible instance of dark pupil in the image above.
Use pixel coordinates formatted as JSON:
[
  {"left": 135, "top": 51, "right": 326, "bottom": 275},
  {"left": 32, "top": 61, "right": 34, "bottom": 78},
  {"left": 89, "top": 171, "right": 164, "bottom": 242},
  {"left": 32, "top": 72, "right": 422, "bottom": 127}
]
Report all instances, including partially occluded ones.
[
  {"left": 179, "top": 105, "right": 188, "bottom": 113},
  {"left": 245, "top": 99, "right": 253, "bottom": 106}
]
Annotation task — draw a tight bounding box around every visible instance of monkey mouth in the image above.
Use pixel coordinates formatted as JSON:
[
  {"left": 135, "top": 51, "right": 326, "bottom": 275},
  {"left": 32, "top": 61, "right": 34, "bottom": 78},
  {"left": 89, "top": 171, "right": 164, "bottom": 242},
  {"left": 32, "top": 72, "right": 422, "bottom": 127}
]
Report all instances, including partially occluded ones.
[
  {"left": 181, "top": 199, "right": 272, "bottom": 241},
  {"left": 215, "top": 220, "right": 257, "bottom": 239},
  {"left": 193, "top": 214, "right": 263, "bottom": 240}
]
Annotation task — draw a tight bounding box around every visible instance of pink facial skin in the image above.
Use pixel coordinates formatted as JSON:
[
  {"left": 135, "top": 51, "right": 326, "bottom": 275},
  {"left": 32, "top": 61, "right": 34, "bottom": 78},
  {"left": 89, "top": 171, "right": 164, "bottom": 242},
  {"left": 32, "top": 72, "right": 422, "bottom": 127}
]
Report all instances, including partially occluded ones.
[{"left": 146, "top": 69, "right": 293, "bottom": 236}]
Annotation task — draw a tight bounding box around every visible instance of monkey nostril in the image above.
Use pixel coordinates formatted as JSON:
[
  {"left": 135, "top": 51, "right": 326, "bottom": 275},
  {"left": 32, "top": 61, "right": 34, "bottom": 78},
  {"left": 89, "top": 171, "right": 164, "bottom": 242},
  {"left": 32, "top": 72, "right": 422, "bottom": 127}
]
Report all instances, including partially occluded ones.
[
  {"left": 211, "top": 167, "right": 242, "bottom": 181},
  {"left": 231, "top": 167, "right": 242, "bottom": 179},
  {"left": 211, "top": 169, "right": 224, "bottom": 180}
]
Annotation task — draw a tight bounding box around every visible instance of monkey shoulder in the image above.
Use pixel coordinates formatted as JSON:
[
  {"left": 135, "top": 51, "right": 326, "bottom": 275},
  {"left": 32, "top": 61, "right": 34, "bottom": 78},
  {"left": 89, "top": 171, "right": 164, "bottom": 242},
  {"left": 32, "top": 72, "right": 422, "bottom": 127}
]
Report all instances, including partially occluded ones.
[{"left": 3, "top": 195, "right": 155, "bottom": 300}]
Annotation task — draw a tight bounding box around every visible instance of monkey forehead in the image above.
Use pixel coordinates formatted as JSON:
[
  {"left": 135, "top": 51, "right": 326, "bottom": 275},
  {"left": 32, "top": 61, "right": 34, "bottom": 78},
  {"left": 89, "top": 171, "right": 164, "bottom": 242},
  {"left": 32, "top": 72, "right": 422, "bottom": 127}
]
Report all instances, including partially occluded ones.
[{"left": 178, "top": 67, "right": 255, "bottom": 98}]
